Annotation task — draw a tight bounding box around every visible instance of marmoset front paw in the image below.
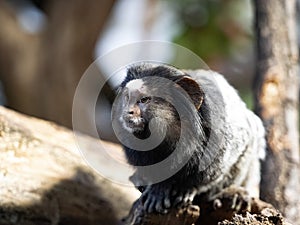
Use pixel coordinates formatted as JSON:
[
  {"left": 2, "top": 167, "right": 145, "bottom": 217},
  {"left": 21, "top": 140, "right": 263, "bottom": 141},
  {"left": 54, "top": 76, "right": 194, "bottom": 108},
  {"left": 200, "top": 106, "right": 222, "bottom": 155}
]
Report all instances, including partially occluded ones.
[
  {"left": 211, "top": 186, "right": 251, "bottom": 213},
  {"left": 141, "top": 185, "right": 197, "bottom": 214},
  {"left": 141, "top": 185, "right": 171, "bottom": 214}
]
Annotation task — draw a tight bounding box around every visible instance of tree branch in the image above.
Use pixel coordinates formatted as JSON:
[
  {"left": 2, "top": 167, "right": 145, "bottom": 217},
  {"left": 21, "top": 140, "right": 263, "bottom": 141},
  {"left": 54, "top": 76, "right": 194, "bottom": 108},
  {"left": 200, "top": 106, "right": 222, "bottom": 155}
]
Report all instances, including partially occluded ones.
[
  {"left": 0, "top": 1, "right": 39, "bottom": 81},
  {"left": 34, "top": 0, "right": 116, "bottom": 126},
  {"left": 0, "top": 0, "right": 116, "bottom": 128},
  {"left": 0, "top": 1, "right": 30, "bottom": 55}
]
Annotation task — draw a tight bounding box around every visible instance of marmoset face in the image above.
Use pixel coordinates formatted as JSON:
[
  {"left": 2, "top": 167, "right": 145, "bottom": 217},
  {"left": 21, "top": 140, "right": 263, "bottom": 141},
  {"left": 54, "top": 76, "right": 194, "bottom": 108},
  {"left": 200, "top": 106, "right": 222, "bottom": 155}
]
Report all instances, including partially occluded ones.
[
  {"left": 119, "top": 79, "right": 151, "bottom": 134},
  {"left": 119, "top": 78, "right": 179, "bottom": 137}
]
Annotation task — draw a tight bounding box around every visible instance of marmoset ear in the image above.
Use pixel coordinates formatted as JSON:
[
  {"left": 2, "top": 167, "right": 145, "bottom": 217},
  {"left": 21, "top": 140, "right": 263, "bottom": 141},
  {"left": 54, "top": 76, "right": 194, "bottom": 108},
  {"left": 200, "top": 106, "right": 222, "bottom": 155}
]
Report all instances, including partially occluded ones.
[{"left": 175, "top": 76, "right": 204, "bottom": 110}]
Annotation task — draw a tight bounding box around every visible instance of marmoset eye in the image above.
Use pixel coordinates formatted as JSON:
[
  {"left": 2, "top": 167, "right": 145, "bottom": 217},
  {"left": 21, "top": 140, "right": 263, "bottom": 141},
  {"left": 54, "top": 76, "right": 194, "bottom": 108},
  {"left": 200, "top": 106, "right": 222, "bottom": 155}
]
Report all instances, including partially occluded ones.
[{"left": 139, "top": 96, "right": 151, "bottom": 104}]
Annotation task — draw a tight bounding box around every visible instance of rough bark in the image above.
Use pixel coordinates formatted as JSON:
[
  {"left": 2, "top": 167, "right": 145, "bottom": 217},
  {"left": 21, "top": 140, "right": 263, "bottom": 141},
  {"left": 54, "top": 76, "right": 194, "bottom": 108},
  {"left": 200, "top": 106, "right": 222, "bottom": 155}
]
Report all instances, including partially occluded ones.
[
  {"left": 0, "top": 106, "right": 139, "bottom": 225},
  {"left": 123, "top": 187, "right": 286, "bottom": 225},
  {"left": 0, "top": 0, "right": 116, "bottom": 127},
  {"left": 254, "top": 0, "right": 300, "bottom": 224}
]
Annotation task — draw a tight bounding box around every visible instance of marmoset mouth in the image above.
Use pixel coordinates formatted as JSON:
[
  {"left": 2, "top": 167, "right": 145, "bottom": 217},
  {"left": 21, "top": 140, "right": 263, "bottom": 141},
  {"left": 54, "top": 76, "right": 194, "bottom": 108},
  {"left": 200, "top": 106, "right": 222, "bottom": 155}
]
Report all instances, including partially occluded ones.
[
  {"left": 128, "top": 119, "right": 144, "bottom": 129},
  {"left": 122, "top": 116, "right": 146, "bottom": 132}
]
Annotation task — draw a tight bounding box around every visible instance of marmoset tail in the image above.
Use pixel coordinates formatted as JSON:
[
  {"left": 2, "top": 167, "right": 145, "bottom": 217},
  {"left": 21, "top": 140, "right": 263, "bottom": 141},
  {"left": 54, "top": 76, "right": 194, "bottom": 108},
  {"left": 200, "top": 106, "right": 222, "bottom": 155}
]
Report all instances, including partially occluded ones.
[{"left": 112, "top": 62, "right": 265, "bottom": 214}]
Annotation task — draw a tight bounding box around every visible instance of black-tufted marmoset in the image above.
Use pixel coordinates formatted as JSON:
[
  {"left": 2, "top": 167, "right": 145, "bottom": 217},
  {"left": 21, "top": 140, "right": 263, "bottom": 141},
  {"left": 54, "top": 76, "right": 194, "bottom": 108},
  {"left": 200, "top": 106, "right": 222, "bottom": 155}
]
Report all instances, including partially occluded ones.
[{"left": 112, "top": 62, "right": 265, "bottom": 214}]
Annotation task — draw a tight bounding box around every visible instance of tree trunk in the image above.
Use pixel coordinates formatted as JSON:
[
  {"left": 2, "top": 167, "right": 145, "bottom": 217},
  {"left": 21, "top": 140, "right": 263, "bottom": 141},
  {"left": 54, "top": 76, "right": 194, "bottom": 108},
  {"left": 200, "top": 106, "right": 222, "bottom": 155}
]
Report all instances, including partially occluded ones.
[
  {"left": 0, "top": 0, "right": 116, "bottom": 128},
  {"left": 254, "top": 0, "right": 300, "bottom": 223}
]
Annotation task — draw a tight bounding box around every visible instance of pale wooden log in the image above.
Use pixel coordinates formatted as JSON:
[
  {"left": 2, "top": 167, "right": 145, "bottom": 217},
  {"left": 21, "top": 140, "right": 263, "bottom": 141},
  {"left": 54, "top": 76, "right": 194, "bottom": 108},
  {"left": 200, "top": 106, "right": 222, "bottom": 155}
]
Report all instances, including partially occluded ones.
[{"left": 0, "top": 106, "right": 139, "bottom": 225}]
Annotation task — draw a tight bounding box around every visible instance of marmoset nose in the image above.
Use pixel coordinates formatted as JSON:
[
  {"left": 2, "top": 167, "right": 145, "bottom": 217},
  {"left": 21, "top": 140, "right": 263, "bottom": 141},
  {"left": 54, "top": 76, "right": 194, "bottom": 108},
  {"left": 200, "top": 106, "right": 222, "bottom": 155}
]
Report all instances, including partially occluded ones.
[{"left": 128, "top": 105, "right": 141, "bottom": 116}]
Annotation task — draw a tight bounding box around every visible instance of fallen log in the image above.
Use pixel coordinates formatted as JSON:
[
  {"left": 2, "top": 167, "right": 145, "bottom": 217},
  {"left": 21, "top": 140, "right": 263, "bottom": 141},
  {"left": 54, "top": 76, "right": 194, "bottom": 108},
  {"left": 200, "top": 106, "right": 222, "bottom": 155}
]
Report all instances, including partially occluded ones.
[
  {"left": 0, "top": 106, "right": 290, "bottom": 225},
  {"left": 0, "top": 106, "right": 139, "bottom": 225}
]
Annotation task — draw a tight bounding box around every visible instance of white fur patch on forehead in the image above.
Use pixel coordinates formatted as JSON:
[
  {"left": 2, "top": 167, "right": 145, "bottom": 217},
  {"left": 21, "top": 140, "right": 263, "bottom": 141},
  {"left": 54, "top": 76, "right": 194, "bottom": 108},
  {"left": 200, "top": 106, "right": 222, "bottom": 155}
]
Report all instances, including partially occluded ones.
[{"left": 125, "top": 79, "right": 145, "bottom": 91}]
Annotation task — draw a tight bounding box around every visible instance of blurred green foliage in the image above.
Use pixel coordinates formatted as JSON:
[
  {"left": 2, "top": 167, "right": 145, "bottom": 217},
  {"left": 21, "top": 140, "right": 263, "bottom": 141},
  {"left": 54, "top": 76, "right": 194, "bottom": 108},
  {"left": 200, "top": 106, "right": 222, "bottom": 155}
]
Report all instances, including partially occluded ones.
[
  {"left": 165, "top": 0, "right": 254, "bottom": 107},
  {"left": 166, "top": 0, "right": 253, "bottom": 61}
]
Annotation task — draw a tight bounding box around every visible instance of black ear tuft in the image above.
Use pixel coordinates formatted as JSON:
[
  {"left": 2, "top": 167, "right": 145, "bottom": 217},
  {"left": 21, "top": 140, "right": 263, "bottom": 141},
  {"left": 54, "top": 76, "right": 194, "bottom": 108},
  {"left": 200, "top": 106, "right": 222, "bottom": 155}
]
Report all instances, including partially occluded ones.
[{"left": 175, "top": 76, "right": 204, "bottom": 110}]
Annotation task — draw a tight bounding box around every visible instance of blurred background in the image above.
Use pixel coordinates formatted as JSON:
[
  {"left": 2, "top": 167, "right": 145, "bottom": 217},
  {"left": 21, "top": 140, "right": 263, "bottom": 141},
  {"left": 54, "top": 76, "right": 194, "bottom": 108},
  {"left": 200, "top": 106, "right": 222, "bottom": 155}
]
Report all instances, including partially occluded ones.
[{"left": 0, "top": 0, "right": 298, "bottom": 142}]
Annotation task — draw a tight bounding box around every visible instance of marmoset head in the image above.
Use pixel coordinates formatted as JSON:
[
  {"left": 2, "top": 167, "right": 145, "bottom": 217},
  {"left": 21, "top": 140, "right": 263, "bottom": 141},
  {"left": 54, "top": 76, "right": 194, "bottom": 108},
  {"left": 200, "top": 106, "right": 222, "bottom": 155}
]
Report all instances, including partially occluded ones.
[
  {"left": 119, "top": 78, "right": 179, "bottom": 139},
  {"left": 116, "top": 63, "right": 204, "bottom": 140}
]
